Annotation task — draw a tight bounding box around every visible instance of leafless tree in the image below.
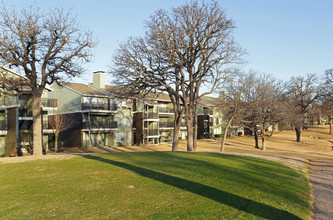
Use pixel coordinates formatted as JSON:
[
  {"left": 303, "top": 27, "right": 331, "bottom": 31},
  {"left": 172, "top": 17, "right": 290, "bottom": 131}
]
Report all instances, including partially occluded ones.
[
  {"left": 321, "top": 98, "right": 333, "bottom": 134},
  {"left": 218, "top": 80, "right": 245, "bottom": 153},
  {"left": 284, "top": 74, "right": 322, "bottom": 142},
  {"left": 49, "top": 111, "right": 72, "bottom": 152},
  {"left": 232, "top": 72, "right": 283, "bottom": 150},
  {"left": 111, "top": 1, "right": 245, "bottom": 151},
  {"left": 0, "top": 4, "right": 95, "bottom": 155}
]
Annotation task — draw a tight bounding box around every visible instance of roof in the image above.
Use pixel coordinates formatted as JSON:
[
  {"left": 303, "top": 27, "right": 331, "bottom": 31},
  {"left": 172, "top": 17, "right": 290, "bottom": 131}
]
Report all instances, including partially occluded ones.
[
  {"left": 62, "top": 82, "right": 108, "bottom": 97},
  {"left": 91, "top": 83, "right": 221, "bottom": 106}
]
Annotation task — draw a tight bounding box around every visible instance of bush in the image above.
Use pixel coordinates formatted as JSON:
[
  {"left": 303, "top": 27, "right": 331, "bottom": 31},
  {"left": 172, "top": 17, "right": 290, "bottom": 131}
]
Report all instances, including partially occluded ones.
[
  {"left": 214, "top": 134, "right": 222, "bottom": 138},
  {"left": 237, "top": 132, "right": 243, "bottom": 136}
]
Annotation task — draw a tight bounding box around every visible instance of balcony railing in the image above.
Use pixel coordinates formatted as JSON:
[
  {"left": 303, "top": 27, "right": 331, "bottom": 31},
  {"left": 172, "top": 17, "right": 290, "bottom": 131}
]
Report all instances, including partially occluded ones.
[
  {"left": 0, "top": 120, "right": 7, "bottom": 130},
  {"left": 82, "top": 102, "right": 117, "bottom": 111},
  {"left": 82, "top": 102, "right": 109, "bottom": 111},
  {"left": 160, "top": 121, "right": 186, "bottom": 128},
  {"left": 19, "top": 108, "right": 33, "bottom": 117},
  {"left": 42, "top": 98, "right": 57, "bottom": 108},
  {"left": 83, "top": 121, "right": 117, "bottom": 129},
  {"left": 144, "top": 112, "right": 159, "bottom": 119},
  {"left": 0, "top": 97, "right": 5, "bottom": 106},
  {"left": 159, "top": 107, "right": 174, "bottom": 114},
  {"left": 42, "top": 121, "right": 51, "bottom": 129},
  {"left": 144, "top": 129, "right": 159, "bottom": 136},
  {"left": 203, "top": 115, "right": 209, "bottom": 121},
  {"left": 159, "top": 121, "right": 174, "bottom": 128}
]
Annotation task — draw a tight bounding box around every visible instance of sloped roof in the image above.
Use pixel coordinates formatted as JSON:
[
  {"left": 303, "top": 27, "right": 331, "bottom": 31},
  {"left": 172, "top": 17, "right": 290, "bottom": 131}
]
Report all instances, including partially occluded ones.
[
  {"left": 92, "top": 83, "right": 221, "bottom": 106},
  {"left": 62, "top": 82, "right": 108, "bottom": 97}
]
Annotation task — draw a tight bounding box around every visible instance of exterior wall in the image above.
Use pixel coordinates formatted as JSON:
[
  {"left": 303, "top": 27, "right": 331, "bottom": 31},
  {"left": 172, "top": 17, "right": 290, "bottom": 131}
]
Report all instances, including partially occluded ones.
[
  {"left": 49, "top": 84, "right": 82, "bottom": 112},
  {"left": 59, "top": 112, "right": 82, "bottom": 147},
  {"left": 115, "top": 108, "right": 132, "bottom": 145},
  {"left": 5, "top": 107, "right": 18, "bottom": 155},
  {"left": 134, "top": 112, "right": 144, "bottom": 145},
  {"left": 197, "top": 115, "right": 205, "bottom": 139}
]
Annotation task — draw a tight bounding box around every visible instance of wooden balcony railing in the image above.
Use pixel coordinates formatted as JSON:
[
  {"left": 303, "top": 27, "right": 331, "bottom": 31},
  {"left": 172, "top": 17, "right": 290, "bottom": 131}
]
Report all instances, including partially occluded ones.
[
  {"left": 144, "top": 112, "right": 159, "bottom": 119},
  {"left": 159, "top": 107, "right": 174, "bottom": 114},
  {"left": 42, "top": 98, "right": 58, "bottom": 107},
  {"left": 144, "top": 129, "right": 159, "bottom": 136},
  {"left": 0, "top": 120, "right": 7, "bottom": 130},
  {"left": 83, "top": 121, "right": 117, "bottom": 129}
]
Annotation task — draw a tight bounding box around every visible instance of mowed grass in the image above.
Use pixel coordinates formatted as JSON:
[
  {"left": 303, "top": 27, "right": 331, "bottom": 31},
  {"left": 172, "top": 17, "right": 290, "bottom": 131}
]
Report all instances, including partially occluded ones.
[{"left": 0, "top": 152, "right": 311, "bottom": 219}]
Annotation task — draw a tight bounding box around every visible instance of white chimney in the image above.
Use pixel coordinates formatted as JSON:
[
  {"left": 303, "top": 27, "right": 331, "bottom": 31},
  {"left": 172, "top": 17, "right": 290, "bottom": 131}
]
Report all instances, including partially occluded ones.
[{"left": 93, "top": 71, "right": 105, "bottom": 89}]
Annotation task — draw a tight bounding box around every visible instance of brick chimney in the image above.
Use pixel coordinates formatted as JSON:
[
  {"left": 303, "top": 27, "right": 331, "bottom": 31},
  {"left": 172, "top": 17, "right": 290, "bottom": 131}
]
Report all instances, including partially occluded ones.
[{"left": 93, "top": 71, "right": 105, "bottom": 89}]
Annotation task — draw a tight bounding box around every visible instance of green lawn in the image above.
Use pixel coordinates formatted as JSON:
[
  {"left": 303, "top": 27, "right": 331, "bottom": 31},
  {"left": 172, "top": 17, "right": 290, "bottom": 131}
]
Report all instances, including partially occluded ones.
[{"left": 0, "top": 152, "right": 311, "bottom": 219}]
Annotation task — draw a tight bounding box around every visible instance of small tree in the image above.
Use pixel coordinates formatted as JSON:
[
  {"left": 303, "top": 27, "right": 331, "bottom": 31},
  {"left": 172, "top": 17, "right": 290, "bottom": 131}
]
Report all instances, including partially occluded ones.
[
  {"left": 0, "top": 4, "right": 95, "bottom": 155},
  {"left": 49, "top": 111, "right": 72, "bottom": 152},
  {"left": 218, "top": 80, "right": 245, "bottom": 153}
]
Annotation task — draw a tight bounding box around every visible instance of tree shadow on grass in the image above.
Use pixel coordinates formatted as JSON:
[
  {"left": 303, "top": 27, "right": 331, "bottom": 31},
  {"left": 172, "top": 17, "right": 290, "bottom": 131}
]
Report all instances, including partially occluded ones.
[{"left": 83, "top": 154, "right": 301, "bottom": 220}]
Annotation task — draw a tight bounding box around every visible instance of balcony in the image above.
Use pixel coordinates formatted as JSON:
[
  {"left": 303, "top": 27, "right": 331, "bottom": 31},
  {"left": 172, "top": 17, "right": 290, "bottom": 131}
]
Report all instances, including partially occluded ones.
[
  {"left": 19, "top": 108, "right": 33, "bottom": 118},
  {"left": 0, "top": 96, "right": 5, "bottom": 106},
  {"left": 82, "top": 102, "right": 117, "bottom": 111},
  {"left": 159, "top": 107, "right": 174, "bottom": 114},
  {"left": 82, "top": 102, "right": 109, "bottom": 111},
  {"left": 159, "top": 121, "right": 174, "bottom": 128},
  {"left": 83, "top": 121, "right": 117, "bottom": 129},
  {"left": 0, "top": 120, "right": 7, "bottom": 130},
  {"left": 42, "top": 98, "right": 57, "bottom": 108},
  {"left": 144, "top": 129, "right": 159, "bottom": 136},
  {"left": 144, "top": 112, "right": 159, "bottom": 119}
]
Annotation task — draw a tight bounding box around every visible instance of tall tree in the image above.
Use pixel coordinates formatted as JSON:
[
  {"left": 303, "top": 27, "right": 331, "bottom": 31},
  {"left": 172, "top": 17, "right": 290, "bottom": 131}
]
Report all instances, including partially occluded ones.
[
  {"left": 284, "top": 74, "right": 322, "bottom": 142},
  {"left": 111, "top": 1, "right": 244, "bottom": 151},
  {"left": 0, "top": 4, "right": 95, "bottom": 155}
]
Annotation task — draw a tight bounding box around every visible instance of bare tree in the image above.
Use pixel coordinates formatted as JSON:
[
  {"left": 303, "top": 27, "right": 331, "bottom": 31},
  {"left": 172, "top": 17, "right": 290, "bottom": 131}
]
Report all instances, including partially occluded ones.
[
  {"left": 284, "top": 74, "right": 322, "bottom": 142},
  {"left": 111, "top": 1, "right": 245, "bottom": 151},
  {"left": 49, "top": 111, "right": 72, "bottom": 152},
  {"left": 0, "top": 4, "right": 95, "bottom": 155},
  {"left": 321, "top": 98, "right": 333, "bottom": 134},
  {"left": 218, "top": 80, "right": 245, "bottom": 153},
  {"left": 232, "top": 72, "right": 283, "bottom": 150}
]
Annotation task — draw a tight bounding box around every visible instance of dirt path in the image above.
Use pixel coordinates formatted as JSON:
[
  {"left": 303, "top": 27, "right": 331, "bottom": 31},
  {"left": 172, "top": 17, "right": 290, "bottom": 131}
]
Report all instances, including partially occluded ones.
[{"left": 309, "top": 158, "right": 333, "bottom": 220}]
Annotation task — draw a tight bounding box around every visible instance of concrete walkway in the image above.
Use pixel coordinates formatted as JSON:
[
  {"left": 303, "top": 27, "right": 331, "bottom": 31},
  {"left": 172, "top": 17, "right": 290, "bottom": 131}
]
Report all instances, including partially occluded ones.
[{"left": 309, "top": 158, "right": 333, "bottom": 220}]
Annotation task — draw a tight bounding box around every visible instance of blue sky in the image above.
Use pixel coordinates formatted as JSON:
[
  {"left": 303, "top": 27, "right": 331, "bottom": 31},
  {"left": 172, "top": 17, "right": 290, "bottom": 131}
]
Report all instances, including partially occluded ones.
[{"left": 3, "top": 0, "right": 333, "bottom": 84}]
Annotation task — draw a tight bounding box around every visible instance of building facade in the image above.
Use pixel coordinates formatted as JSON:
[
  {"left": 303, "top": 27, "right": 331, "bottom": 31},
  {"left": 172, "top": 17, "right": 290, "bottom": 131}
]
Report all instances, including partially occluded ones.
[{"left": 0, "top": 66, "right": 57, "bottom": 156}]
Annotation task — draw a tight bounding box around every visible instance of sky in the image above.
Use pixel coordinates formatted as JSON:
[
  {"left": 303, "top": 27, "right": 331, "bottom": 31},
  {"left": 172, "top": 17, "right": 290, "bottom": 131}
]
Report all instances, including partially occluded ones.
[{"left": 3, "top": 0, "right": 333, "bottom": 84}]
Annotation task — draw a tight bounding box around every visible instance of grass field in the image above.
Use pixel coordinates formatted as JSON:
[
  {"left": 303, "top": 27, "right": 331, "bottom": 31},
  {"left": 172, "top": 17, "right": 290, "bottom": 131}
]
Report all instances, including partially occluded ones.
[{"left": 0, "top": 152, "right": 311, "bottom": 219}]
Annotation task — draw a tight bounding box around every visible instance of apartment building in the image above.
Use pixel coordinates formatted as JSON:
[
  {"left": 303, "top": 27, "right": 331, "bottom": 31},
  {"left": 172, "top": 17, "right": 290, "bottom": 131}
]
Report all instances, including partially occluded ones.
[
  {"left": 47, "top": 71, "right": 227, "bottom": 148},
  {"left": 47, "top": 81, "right": 118, "bottom": 147},
  {"left": 0, "top": 66, "right": 57, "bottom": 156}
]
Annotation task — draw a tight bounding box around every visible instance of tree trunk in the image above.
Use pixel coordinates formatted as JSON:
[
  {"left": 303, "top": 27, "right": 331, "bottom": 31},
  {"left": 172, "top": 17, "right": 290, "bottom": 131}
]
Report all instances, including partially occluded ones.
[
  {"left": 254, "top": 125, "right": 259, "bottom": 149},
  {"left": 329, "top": 114, "right": 332, "bottom": 135},
  {"left": 261, "top": 123, "right": 266, "bottom": 150},
  {"left": 54, "top": 132, "right": 59, "bottom": 152},
  {"left": 186, "top": 118, "right": 194, "bottom": 151},
  {"left": 261, "top": 135, "right": 265, "bottom": 150},
  {"left": 32, "top": 94, "right": 43, "bottom": 155},
  {"left": 172, "top": 120, "right": 181, "bottom": 151},
  {"left": 193, "top": 102, "right": 198, "bottom": 152},
  {"left": 295, "top": 126, "right": 302, "bottom": 142},
  {"left": 220, "top": 117, "right": 232, "bottom": 153}
]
